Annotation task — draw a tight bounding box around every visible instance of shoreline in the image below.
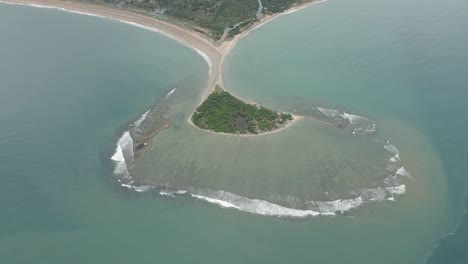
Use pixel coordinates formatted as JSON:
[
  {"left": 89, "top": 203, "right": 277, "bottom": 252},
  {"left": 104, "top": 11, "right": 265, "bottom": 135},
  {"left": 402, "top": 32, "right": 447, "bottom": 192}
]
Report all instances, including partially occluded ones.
[
  {"left": 1, "top": 0, "right": 322, "bottom": 137},
  {"left": 217, "top": 0, "right": 326, "bottom": 91},
  {"left": 186, "top": 111, "right": 304, "bottom": 137},
  {"left": 0, "top": 0, "right": 222, "bottom": 97},
  {"left": 0, "top": 0, "right": 431, "bottom": 224}
]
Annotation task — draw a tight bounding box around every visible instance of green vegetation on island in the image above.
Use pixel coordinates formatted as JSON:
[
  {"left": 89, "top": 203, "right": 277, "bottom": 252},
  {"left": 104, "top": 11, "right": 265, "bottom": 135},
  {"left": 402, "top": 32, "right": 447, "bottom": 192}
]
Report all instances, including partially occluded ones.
[
  {"left": 192, "top": 88, "right": 293, "bottom": 134},
  {"left": 82, "top": 0, "right": 311, "bottom": 40}
]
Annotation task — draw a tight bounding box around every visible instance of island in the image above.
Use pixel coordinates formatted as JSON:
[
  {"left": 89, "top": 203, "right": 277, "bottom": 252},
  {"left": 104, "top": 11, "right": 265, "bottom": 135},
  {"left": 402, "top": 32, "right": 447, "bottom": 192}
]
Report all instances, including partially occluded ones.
[
  {"left": 192, "top": 87, "right": 293, "bottom": 134},
  {"left": 2, "top": 0, "right": 399, "bottom": 221}
]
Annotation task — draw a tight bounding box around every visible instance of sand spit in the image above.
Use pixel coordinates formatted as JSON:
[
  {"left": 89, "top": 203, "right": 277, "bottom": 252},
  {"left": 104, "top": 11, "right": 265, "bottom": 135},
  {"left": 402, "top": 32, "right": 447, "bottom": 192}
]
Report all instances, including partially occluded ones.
[{"left": 1, "top": 0, "right": 322, "bottom": 135}]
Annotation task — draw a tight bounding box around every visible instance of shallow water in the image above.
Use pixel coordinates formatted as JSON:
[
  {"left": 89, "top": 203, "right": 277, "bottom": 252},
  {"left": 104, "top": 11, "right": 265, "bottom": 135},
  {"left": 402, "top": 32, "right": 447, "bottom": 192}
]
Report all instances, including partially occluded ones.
[
  {"left": 1, "top": 0, "right": 467, "bottom": 263},
  {"left": 225, "top": 0, "right": 468, "bottom": 260}
]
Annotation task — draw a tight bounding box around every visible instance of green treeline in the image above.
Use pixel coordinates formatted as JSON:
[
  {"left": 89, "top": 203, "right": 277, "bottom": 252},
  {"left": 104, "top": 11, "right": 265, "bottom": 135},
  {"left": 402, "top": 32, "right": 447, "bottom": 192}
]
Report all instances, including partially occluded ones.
[
  {"left": 83, "top": 0, "right": 307, "bottom": 39},
  {"left": 192, "top": 89, "right": 293, "bottom": 134},
  {"left": 262, "top": 0, "right": 300, "bottom": 13}
]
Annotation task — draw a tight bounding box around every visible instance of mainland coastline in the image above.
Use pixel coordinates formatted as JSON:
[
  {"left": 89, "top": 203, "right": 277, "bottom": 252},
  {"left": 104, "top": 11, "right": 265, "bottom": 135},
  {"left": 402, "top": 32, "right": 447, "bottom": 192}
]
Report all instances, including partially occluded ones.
[{"left": 1, "top": 0, "right": 323, "bottom": 137}]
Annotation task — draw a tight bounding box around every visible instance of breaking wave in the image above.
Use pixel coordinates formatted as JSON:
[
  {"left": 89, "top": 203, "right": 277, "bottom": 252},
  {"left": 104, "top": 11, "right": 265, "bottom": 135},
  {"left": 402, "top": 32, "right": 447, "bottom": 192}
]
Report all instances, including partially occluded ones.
[
  {"left": 316, "top": 107, "right": 338, "bottom": 117},
  {"left": 188, "top": 189, "right": 324, "bottom": 217},
  {"left": 107, "top": 100, "right": 414, "bottom": 218},
  {"left": 193, "top": 48, "right": 214, "bottom": 84},
  {"left": 382, "top": 141, "right": 413, "bottom": 187},
  {"left": 111, "top": 183, "right": 407, "bottom": 218},
  {"left": 385, "top": 141, "right": 400, "bottom": 155},
  {"left": 111, "top": 171, "right": 409, "bottom": 219},
  {"left": 390, "top": 154, "right": 401, "bottom": 162},
  {"left": 108, "top": 134, "right": 410, "bottom": 218},
  {"left": 185, "top": 181, "right": 407, "bottom": 217},
  {"left": 314, "top": 107, "right": 377, "bottom": 135},
  {"left": 133, "top": 110, "right": 150, "bottom": 129},
  {"left": 165, "top": 88, "right": 176, "bottom": 98},
  {"left": 110, "top": 138, "right": 411, "bottom": 218},
  {"left": 111, "top": 131, "right": 134, "bottom": 179},
  {"left": 109, "top": 117, "right": 413, "bottom": 219},
  {"left": 131, "top": 88, "right": 177, "bottom": 132}
]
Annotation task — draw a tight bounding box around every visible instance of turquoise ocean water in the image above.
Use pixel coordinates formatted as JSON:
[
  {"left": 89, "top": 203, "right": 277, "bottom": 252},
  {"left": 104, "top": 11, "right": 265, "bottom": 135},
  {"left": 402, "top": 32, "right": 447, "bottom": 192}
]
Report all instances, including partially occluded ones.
[{"left": 0, "top": 0, "right": 467, "bottom": 263}]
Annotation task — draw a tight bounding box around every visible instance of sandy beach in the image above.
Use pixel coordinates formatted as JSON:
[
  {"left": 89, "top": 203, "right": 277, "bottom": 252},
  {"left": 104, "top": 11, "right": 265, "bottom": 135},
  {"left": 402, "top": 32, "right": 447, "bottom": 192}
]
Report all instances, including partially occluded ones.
[
  {"left": 186, "top": 111, "right": 304, "bottom": 137},
  {"left": 1, "top": 0, "right": 222, "bottom": 97},
  {"left": 1, "top": 0, "right": 321, "bottom": 135}
]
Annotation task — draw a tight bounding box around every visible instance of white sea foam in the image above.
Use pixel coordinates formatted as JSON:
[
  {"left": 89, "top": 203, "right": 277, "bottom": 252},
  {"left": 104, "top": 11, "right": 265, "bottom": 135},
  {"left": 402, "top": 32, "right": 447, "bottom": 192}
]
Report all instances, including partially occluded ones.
[
  {"left": 383, "top": 174, "right": 401, "bottom": 186},
  {"left": 159, "top": 189, "right": 187, "bottom": 196},
  {"left": 238, "top": 200, "right": 322, "bottom": 217},
  {"left": 111, "top": 131, "right": 134, "bottom": 179},
  {"left": 316, "top": 107, "right": 338, "bottom": 117},
  {"left": 111, "top": 137, "right": 410, "bottom": 218},
  {"left": 114, "top": 162, "right": 130, "bottom": 178},
  {"left": 190, "top": 190, "right": 322, "bottom": 217},
  {"left": 386, "top": 163, "right": 400, "bottom": 173},
  {"left": 312, "top": 197, "right": 364, "bottom": 214},
  {"left": 249, "top": 202, "right": 322, "bottom": 217},
  {"left": 113, "top": 182, "right": 407, "bottom": 218},
  {"left": 189, "top": 187, "right": 403, "bottom": 217},
  {"left": 340, "top": 113, "right": 365, "bottom": 124},
  {"left": 120, "top": 183, "right": 153, "bottom": 192},
  {"left": 364, "top": 187, "right": 387, "bottom": 201},
  {"left": 116, "top": 131, "right": 134, "bottom": 159},
  {"left": 160, "top": 191, "right": 175, "bottom": 197},
  {"left": 117, "top": 20, "right": 166, "bottom": 36},
  {"left": 390, "top": 154, "right": 401, "bottom": 162},
  {"left": 121, "top": 183, "right": 133, "bottom": 189},
  {"left": 365, "top": 123, "right": 377, "bottom": 133},
  {"left": 384, "top": 141, "right": 400, "bottom": 155},
  {"left": 111, "top": 144, "right": 130, "bottom": 177},
  {"left": 111, "top": 145, "right": 125, "bottom": 162},
  {"left": 237, "top": 198, "right": 321, "bottom": 217},
  {"left": 133, "top": 185, "right": 153, "bottom": 192},
  {"left": 310, "top": 184, "right": 408, "bottom": 213},
  {"left": 191, "top": 194, "right": 241, "bottom": 209},
  {"left": 339, "top": 112, "right": 376, "bottom": 134},
  {"left": 396, "top": 166, "right": 412, "bottom": 179},
  {"left": 194, "top": 48, "right": 213, "bottom": 78},
  {"left": 133, "top": 110, "right": 150, "bottom": 129},
  {"left": 165, "top": 88, "right": 176, "bottom": 98},
  {"left": 386, "top": 185, "right": 406, "bottom": 195}
]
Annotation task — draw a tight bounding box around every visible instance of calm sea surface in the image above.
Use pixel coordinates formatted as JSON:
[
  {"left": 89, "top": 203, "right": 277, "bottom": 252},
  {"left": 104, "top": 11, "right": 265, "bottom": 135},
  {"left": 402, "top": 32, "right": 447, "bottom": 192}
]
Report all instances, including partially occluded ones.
[{"left": 0, "top": 0, "right": 467, "bottom": 263}]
